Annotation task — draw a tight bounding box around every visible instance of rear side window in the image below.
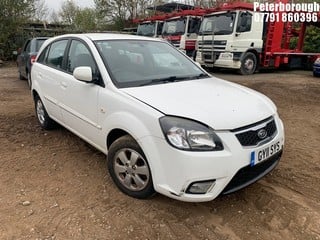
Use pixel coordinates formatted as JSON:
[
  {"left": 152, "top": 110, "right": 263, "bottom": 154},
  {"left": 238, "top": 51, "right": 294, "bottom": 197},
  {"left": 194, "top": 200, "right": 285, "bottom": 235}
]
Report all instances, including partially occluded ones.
[
  {"left": 37, "top": 45, "right": 49, "bottom": 63},
  {"left": 46, "top": 40, "right": 68, "bottom": 69}
]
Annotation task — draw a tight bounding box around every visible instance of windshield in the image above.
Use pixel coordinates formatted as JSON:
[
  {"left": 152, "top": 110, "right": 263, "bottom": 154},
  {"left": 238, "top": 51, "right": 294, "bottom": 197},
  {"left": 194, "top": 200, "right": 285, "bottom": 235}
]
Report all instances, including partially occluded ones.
[
  {"left": 162, "top": 18, "right": 186, "bottom": 36},
  {"left": 199, "top": 12, "right": 236, "bottom": 35},
  {"left": 137, "top": 22, "right": 156, "bottom": 37},
  {"left": 95, "top": 40, "right": 208, "bottom": 88}
]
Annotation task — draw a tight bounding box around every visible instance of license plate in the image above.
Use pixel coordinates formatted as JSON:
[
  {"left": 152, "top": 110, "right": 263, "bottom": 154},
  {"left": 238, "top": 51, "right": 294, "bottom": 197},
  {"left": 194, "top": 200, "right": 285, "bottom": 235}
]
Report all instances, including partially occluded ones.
[
  {"left": 250, "top": 141, "right": 281, "bottom": 166},
  {"left": 219, "top": 52, "right": 233, "bottom": 60}
]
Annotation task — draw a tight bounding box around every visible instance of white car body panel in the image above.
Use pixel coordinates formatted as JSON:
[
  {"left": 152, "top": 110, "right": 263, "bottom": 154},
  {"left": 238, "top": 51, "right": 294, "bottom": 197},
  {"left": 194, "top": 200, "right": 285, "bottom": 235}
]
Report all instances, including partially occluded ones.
[
  {"left": 31, "top": 33, "right": 285, "bottom": 202},
  {"left": 122, "top": 77, "right": 276, "bottom": 130}
]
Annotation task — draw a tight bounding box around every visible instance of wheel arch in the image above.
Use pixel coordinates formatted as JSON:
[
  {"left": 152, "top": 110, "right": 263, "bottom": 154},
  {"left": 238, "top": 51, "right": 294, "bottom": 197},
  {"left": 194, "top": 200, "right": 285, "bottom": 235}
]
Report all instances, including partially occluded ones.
[
  {"left": 32, "top": 89, "right": 40, "bottom": 101},
  {"left": 103, "top": 112, "right": 161, "bottom": 150},
  {"left": 106, "top": 128, "right": 131, "bottom": 149}
]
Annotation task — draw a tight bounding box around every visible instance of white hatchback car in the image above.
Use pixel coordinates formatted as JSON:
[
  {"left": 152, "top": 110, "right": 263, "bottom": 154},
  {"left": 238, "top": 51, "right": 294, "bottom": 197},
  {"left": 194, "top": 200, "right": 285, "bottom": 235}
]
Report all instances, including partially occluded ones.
[{"left": 31, "top": 33, "right": 284, "bottom": 202}]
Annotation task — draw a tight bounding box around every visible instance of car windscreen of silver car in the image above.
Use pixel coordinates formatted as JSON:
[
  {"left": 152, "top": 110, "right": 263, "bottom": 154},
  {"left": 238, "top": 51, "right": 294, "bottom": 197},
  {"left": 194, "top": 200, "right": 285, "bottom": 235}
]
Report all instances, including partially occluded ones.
[{"left": 95, "top": 40, "right": 208, "bottom": 88}]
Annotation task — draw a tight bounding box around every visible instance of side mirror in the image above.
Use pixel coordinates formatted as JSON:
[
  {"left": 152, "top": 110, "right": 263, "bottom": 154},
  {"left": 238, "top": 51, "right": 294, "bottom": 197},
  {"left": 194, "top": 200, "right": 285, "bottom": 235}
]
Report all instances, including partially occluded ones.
[
  {"left": 17, "top": 48, "right": 22, "bottom": 54},
  {"left": 73, "top": 67, "right": 92, "bottom": 82}
]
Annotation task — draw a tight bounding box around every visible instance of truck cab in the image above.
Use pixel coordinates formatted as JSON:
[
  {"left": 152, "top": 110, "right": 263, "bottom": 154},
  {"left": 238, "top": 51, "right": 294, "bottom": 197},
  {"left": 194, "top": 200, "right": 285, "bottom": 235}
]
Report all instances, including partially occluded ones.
[
  {"left": 137, "top": 20, "right": 164, "bottom": 38},
  {"left": 196, "top": 10, "right": 265, "bottom": 74},
  {"left": 162, "top": 15, "right": 202, "bottom": 57}
]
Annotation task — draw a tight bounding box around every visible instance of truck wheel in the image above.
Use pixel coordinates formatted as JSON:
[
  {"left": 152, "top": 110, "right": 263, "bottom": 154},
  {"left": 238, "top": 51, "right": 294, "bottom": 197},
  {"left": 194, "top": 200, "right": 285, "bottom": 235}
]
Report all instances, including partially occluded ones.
[
  {"left": 240, "top": 52, "right": 257, "bottom": 75},
  {"left": 34, "top": 96, "right": 56, "bottom": 130},
  {"left": 107, "top": 135, "right": 155, "bottom": 199}
]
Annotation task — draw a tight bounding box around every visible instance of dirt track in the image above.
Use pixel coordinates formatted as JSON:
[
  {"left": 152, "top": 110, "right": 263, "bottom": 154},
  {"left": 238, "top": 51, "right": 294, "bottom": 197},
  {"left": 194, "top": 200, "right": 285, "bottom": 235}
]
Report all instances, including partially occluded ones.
[{"left": 0, "top": 64, "right": 319, "bottom": 240}]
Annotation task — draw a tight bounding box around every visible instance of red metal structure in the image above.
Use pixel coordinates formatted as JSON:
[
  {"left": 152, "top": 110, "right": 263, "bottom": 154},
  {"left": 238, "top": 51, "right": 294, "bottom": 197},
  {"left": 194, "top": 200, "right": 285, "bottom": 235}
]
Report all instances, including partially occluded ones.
[{"left": 196, "top": 0, "right": 320, "bottom": 72}]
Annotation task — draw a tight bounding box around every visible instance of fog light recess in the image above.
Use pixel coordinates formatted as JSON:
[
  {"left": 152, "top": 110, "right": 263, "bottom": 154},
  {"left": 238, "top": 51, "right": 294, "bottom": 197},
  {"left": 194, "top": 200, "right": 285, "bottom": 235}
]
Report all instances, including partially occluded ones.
[{"left": 186, "top": 180, "right": 216, "bottom": 194}]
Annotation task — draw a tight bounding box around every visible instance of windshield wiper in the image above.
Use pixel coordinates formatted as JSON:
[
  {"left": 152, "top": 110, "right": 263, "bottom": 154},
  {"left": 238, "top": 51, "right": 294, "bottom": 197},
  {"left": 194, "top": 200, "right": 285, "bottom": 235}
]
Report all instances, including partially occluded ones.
[
  {"left": 140, "top": 74, "right": 209, "bottom": 86},
  {"left": 140, "top": 76, "right": 188, "bottom": 86},
  {"left": 187, "top": 73, "right": 209, "bottom": 79}
]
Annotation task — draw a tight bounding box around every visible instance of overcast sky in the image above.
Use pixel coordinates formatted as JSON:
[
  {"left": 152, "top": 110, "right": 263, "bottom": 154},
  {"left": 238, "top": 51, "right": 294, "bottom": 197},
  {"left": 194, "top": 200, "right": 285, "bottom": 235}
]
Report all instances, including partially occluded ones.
[{"left": 45, "top": 0, "right": 95, "bottom": 13}]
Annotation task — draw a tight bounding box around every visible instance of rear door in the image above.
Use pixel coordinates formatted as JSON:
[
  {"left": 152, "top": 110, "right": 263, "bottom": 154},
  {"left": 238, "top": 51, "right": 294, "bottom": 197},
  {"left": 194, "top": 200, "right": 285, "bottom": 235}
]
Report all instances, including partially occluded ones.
[{"left": 34, "top": 39, "right": 69, "bottom": 122}]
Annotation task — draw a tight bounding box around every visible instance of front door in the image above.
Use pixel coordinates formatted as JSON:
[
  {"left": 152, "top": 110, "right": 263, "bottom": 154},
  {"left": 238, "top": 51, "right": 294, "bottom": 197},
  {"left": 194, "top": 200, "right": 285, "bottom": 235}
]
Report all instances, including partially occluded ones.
[{"left": 60, "top": 39, "right": 101, "bottom": 145}]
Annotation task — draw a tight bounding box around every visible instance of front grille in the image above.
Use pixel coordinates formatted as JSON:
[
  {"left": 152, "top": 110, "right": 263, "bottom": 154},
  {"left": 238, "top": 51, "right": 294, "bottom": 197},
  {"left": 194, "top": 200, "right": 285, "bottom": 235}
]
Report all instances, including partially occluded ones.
[
  {"left": 221, "top": 150, "right": 282, "bottom": 195},
  {"left": 233, "top": 117, "right": 277, "bottom": 147}
]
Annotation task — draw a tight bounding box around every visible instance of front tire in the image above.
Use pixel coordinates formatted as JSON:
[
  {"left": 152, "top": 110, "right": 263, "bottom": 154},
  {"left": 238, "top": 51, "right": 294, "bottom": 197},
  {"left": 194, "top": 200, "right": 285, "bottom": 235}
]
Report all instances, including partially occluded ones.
[
  {"left": 34, "top": 96, "right": 56, "bottom": 130},
  {"left": 239, "top": 52, "right": 257, "bottom": 75},
  {"left": 107, "top": 135, "right": 155, "bottom": 199}
]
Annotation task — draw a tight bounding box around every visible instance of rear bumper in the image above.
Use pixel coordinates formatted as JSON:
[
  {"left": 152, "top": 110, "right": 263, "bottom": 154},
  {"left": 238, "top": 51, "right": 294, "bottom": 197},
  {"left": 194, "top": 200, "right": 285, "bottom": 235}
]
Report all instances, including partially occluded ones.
[{"left": 313, "top": 64, "right": 320, "bottom": 75}]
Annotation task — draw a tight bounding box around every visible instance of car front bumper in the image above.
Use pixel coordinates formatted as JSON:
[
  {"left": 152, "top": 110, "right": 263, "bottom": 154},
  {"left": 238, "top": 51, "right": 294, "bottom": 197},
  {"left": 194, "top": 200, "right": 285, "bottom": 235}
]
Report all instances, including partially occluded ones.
[{"left": 138, "top": 116, "right": 285, "bottom": 202}]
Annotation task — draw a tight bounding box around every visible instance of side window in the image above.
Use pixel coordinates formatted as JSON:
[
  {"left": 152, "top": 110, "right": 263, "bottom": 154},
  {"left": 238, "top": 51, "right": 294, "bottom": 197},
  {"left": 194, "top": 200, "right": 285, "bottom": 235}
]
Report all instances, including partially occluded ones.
[
  {"left": 66, "top": 40, "right": 98, "bottom": 76},
  {"left": 237, "top": 12, "right": 252, "bottom": 33},
  {"left": 157, "top": 22, "right": 164, "bottom": 36},
  {"left": 46, "top": 40, "right": 68, "bottom": 69},
  {"left": 37, "top": 45, "right": 50, "bottom": 63},
  {"left": 188, "top": 18, "right": 201, "bottom": 34}
]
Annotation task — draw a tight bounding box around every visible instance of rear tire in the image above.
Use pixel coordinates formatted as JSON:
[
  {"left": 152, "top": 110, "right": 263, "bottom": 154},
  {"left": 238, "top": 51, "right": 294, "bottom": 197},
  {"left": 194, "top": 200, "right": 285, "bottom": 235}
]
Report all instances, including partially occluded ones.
[
  {"left": 19, "top": 72, "right": 25, "bottom": 80},
  {"left": 239, "top": 52, "right": 257, "bottom": 75},
  {"left": 107, "top": 135, "right": 155, "bottom": 199},
  {"left": 27, "top": 72, "right": 32, "bottom": 89},
  {"left": 34, "top": 96, "right": 56, "bottom": 130}
]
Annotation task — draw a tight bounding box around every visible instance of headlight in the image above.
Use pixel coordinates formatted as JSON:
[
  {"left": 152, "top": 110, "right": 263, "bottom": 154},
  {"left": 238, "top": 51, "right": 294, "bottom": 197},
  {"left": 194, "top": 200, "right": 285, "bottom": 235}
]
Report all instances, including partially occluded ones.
[
  {"left": 159, "top": 116, "right": 223, "bottom": 151},
  {"left": 315, "top": 58, "right": 320, "bottom": 64}
]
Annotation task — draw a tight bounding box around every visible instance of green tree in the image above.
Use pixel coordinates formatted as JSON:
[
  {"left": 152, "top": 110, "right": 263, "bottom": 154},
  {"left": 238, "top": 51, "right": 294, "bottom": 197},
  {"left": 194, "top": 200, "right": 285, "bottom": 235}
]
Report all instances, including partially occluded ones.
[
  {"left": 74, "top": 8, "right": 98, "bottom": 32},
  {"left": 33, "top": 0, "right": 49, "bottom": 22},
  {"left": 94, "top": 0, "right": 166, "bottom": 31},
  {"left": 59, "top": 0, "right": 79, "bottom": 25},
  {"left": 0, "top": 0, "right": 35, "bottom": 59}
]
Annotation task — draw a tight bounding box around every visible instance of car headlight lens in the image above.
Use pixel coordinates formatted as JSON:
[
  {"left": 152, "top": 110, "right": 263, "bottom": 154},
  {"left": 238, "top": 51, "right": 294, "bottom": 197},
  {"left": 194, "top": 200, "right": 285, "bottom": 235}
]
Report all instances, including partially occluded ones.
[
  {"left": 159, "top": 116, "right": 223, "bottom": 151},
  {"left": 315, "top": 57, "right": 320, "bottom": 64}
]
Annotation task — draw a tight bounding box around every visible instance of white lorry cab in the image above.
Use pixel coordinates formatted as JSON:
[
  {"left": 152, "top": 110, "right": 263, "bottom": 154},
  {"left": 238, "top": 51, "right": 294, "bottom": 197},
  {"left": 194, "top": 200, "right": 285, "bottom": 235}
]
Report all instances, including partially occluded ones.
[
  {"left": 162, "top": 10, "right": 204, "bottom": 57},
  {"left": 136, "top": 18, "right": 164, "bottom": 38},
  {"left": 196, "top": 3, "right": 264, "bottom": 74},
  {"left": 196, "top": 1, "right": 320, "bottom": 74}
]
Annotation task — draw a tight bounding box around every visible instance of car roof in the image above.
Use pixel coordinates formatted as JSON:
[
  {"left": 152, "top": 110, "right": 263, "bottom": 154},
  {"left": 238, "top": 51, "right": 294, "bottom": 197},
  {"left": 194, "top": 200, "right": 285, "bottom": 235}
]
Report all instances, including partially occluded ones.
[
  {"left": 51, "top": 33, "right": 161, "bottom": 42},
  {"left": 31, "top": 37, "right": 50, "bottom": 40}
]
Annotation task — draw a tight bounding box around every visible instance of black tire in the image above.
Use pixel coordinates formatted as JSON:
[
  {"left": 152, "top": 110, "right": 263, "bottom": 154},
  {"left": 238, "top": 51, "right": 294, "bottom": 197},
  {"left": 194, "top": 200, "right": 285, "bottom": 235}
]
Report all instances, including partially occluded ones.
[
  {"left": 313, "top": 71, "right": 320, "bottom": 77},
  {"left": 239, "top": 52, "right": 257, "bottom": 75},
  {"left": 27, "top": 72, "right": 32, "bottom": 89},
  {"left": 34, "top": 96, "right": 56, "bottom": 130},
  {"left": 19, "top": 72, "right": 25, "bottom": 80},
  {"left": 107, "top": 135, "right": 155, "bottom": 199}
]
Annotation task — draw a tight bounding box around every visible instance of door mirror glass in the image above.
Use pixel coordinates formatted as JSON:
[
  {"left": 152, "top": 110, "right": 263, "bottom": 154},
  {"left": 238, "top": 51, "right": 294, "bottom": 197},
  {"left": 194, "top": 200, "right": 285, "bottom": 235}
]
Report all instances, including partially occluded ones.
[{"left": 73, "top": 67, "right": 92, "bottom": 82}]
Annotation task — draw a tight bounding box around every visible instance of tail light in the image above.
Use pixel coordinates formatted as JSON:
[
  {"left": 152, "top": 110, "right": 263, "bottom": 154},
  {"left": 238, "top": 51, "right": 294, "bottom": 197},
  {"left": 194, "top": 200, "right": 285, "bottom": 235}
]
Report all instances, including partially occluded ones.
[{"left": 30, "top": 55, "right": 37, "bottom": 64}]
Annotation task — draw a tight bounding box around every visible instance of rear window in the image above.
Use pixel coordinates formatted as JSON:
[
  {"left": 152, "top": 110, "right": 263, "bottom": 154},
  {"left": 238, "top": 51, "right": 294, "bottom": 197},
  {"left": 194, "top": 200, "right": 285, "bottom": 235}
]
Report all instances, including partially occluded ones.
[{"left": 35, "top": 39, "right": 47, "bottom": 51}]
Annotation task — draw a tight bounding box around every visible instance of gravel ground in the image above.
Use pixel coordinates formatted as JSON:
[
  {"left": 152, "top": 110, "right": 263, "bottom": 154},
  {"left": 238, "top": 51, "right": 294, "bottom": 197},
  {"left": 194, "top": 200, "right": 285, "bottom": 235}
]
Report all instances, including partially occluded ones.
[{"left": 0, "top": 64, "right": 319, "bottom": 240}]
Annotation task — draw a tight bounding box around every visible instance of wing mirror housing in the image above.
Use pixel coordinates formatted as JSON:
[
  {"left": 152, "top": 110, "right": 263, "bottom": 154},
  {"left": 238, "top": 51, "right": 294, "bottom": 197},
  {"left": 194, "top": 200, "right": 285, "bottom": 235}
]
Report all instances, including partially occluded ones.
[{"left": 73, "top": 67, "right": 93, "bottom": 82}]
